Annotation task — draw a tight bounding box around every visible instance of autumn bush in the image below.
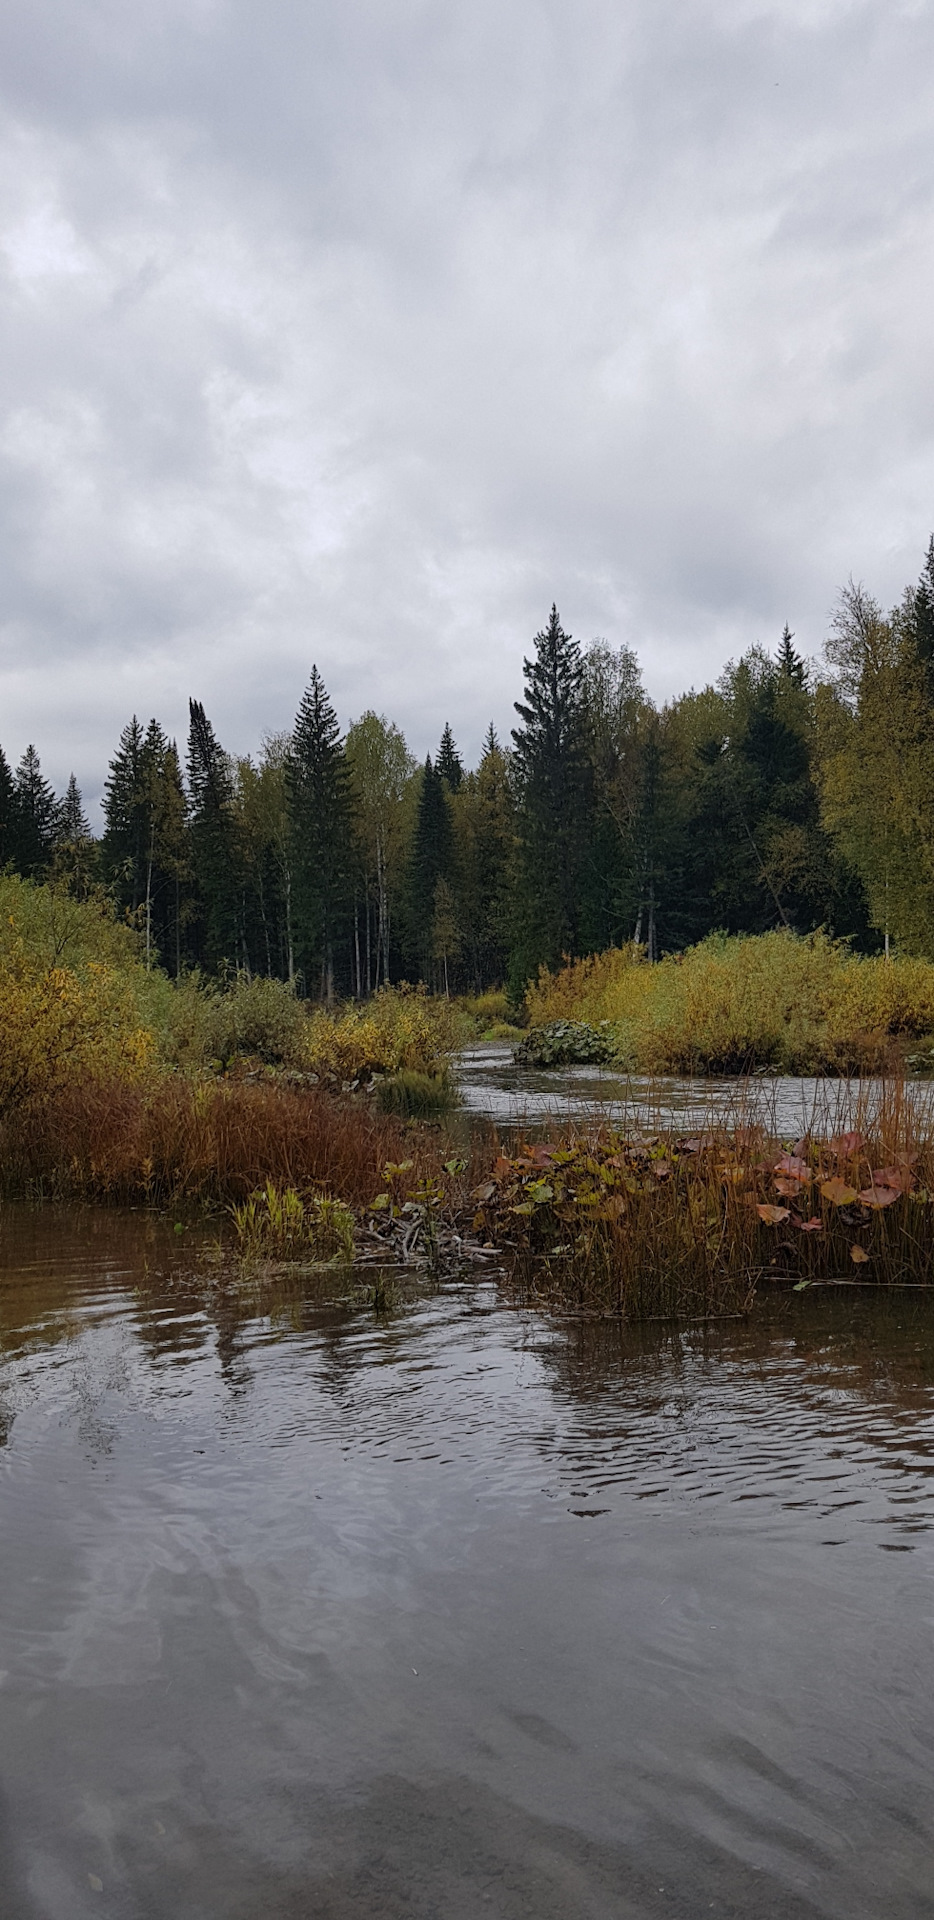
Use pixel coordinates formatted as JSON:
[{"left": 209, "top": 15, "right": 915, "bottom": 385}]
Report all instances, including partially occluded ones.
[
  {"left": 301, "top": 984, "right": 461, "bottom": 1082},
  {"left": 527, "top": 932, "right": 934, "bottom": 1075}
]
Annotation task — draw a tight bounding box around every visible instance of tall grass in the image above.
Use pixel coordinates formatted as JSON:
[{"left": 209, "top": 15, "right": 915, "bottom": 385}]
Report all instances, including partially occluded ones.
[
  {"left": 527, "top": 932, "right": 934, "bottom": 1075},
  {"left": 1, "top": 1074, "right": 454, "bottom": 1207}
]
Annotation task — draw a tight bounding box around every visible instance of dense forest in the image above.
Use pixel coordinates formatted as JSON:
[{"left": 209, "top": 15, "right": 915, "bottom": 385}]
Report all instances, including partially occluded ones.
[{"left": 6, "top": 540, "right": 934, "bottom": 1000}]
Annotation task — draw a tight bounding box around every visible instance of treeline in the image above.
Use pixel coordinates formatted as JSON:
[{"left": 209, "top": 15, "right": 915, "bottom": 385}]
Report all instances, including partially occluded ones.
[{"left": 7, "top": 540, "right": 934, "bottom": 996}]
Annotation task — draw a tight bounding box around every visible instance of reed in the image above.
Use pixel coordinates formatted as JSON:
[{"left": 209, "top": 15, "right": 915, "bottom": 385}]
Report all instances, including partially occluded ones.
[{"left": 0, "top": 1073, "right": 455, "bottom": 1208}]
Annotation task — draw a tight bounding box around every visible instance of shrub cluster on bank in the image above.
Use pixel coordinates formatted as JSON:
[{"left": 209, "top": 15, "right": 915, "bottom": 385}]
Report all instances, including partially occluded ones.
[{"left": 526, "top": 932, "right": 934, "bottom": 1075}]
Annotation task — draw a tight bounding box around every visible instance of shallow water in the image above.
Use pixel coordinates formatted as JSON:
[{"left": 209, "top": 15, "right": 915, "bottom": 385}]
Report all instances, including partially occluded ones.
[
  {"left": 455, "top": 1041, "right": 934, "bottom": 1137},
  {"left": 2, "top": 1205, "right": 934, "bottom": 1918}
]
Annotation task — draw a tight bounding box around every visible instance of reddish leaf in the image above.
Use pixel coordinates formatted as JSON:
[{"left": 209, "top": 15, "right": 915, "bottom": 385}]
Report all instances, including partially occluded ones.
[
  {"left": 828, "top": 1131, "right": 866, "bottom": 1157},
  {"left": 791, "top": 1214, "right": 823, "bottom": 1232},
  {"left": 872, "top": 1165, "right": 914, "bottom": 1193},
  {"left": 858, "top": 1185, "right": 901, "bottom": 1209},
  {"left": 850, "top": 1243, "right": 870, "bottom": 1264},
  {"left": 774, "top": 1175, "right": 806, "bottom": 1197},
  {"left": 821, "top": 1177, "right": 859, "bottom": 1207},
  {"left": 757, "top": 1203, "right": 791, "bottom": 1225},
  {"left": 775, "top": 1154, "right": 810, "bottom": 1180}
]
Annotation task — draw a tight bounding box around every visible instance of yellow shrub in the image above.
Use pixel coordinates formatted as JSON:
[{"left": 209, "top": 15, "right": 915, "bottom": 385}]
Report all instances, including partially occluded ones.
[
  {"left": 527, "top": 933, "right": 934, "bottom": 1075},
  {"left": 0, "top": 951, "right": 155, "bottom": 1118},
  {"left": 302, "top": 986, "right": 459, "bottom": 1081}
]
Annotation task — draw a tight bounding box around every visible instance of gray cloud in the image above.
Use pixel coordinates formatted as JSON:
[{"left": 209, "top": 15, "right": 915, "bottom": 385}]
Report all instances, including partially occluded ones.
[{"left": 0, "top": 0, "right": 933, "bottom": 811}]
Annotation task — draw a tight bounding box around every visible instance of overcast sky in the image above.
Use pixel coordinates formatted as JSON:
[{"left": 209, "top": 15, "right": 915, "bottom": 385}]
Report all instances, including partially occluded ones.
[{"left": 1, "top": 0, "right": 933, "bottom": 809}]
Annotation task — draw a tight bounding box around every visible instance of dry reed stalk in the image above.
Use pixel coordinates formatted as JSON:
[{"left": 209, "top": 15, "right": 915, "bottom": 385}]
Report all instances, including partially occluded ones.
[{"left": 0, "top": 1075, "right": 473, "bottom": 1209}]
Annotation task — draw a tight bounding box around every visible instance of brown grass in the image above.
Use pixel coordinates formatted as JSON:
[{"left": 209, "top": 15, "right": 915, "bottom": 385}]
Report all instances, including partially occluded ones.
[{"left": 1, "top": 1075, "right": 462, "bottom": 1209}]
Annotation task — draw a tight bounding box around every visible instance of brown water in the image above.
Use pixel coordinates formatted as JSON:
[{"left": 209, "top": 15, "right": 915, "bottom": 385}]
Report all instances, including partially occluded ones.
[{"left": 1, "top": 1205, "right": 934, "bottom": 1918}]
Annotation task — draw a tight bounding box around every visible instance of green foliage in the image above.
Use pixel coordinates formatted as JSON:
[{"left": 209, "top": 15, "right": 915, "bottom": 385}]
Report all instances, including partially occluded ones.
[
  {"left": 511, "top": 604, "right": 592, "bottom": 982},
  {"left": 375, "top": 1068, "right": 455, "bottom": 1116},
  {"left": 231, "top": 1181, "right": 355, "bottom": 1263},
  {"left": 516, "top": 1021, "right": 616, "bottom": 1067},
  {"left": 162, "top": 973, "right": 309, "bottom": 1069}
]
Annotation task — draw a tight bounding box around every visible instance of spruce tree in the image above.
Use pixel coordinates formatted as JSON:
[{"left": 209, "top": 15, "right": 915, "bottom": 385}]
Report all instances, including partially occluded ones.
[
  {"left": 777, "top": 624, "right": 807, "bottom": 688},
  {"left": 52, "top": 775, "right": 97, "bottom": 898},
  {"left": 406, "top": 755, "right": 453, "bottom": 981},
  {"left": 59, "top": 773, "right": 91, "bottom": 842},
  {"left": 101, "top": 718, "right": 147, "bottom": 911},
  {"left": 287, "top": 667, "right": 353, "bottom": 1000},
  {"left": 14, "top": 745, "right": 59, "bottom": 876},
  {"left": 0, "top": 744, "right": 18, "bottom": 871},
  {"left": 436, "top": 722, "right": 464, "bottom": 792},
  {"left": 511, "top": 605, "right": 592, "bottom": 979},
  {"left": 187, "top": 699, "right": 240, "bottom": 972}
]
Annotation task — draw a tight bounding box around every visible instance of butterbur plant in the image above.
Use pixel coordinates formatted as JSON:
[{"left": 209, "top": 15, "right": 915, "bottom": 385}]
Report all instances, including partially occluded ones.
[{"left": 474, "top": 1104, "right": 934, "bottom": 1318}]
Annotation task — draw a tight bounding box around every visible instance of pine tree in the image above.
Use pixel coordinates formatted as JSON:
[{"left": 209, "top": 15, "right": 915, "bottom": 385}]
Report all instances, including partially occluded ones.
[
  {"left": 14, "top": 745, "right": 59, "bottom": 876},
  {"left": 188, "top": 699, "right": 240, "bottom": 972},
  {"left": 288, "top": 667, "right": 353, "bottom": 1000},
  {"left": 511, "top": 605, "right": 592, "bottom": 979},
  {"left": 436, "top": 722, "right": 464, "bottom": 792}
]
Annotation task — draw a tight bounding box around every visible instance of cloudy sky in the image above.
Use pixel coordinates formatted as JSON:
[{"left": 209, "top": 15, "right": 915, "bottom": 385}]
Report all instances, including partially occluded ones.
[{"left": 1, "top": 0, "right": 933, "bottom": 808}]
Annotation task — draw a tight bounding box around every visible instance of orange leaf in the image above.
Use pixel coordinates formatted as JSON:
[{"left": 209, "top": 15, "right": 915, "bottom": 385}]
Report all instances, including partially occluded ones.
[
  {"left": 791, "top": 1214, "right": 823, "bottom": 1232},
  {"left": 850, "top": 1243, "right": 870, "bottom": 1264},
  {"left": 775, "top": 1175, "right": 806, "bottom": 1197},
  {"left": 757, "top": 1203, "right": 790, "bottom": 1225},
  {"left": 821, "top": 1177, "right": 859, "bottom": 1207},
  {"left": 858, "top": 1185, "right": 900, "bottom": 1209}
]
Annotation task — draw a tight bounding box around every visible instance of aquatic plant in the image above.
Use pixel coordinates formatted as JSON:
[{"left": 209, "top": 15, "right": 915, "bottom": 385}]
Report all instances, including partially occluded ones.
[
  {"left": 231, "top": 1181, "right": 355, "bottom": 1263},
  {"left": 515, "top": 1021, "right": 616, "bottom": 1067},
  {"left": 375, "top": 1068, "right": 455, "bottom": 1116},
  {"left": 475, "top": 1083, "right": 934, "bottom": 1315}
]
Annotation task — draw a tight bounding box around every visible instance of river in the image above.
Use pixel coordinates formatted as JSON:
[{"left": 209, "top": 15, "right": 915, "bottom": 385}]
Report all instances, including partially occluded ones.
[{"left": 1, "top": 1197, "right": 933, "bottom": 1918}]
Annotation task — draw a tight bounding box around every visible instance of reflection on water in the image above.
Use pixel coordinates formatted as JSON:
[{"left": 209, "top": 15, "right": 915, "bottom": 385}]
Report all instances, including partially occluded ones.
[
  {"left": 456, "top": 1041, "right": 934, "bottom": 1137},
  {"left": 1, "top": 1204, "right": 934, "bottom": 1917}
]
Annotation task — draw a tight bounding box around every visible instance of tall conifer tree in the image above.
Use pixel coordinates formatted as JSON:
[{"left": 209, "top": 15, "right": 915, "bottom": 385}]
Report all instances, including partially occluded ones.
[
  {"left": 406, "top": 755, "right": 453, "bottom": 981},
  {"left": 188, "top": 699, "right": 240, "bottom": 971},
  {"left": 0, "top": 745, "right": 18, "bottom": 871},
  {"left": 288, "top": 667, "right": 353, "bottom": 1000},
  {"left": 436, "top": 723, "right": 464, "bottom": 791},
  {"left": 14, "top": 746, "right": 59, "bottom": 876},
  {"left": 511, "top": 605, "right": 591, "bottom": 979}
]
